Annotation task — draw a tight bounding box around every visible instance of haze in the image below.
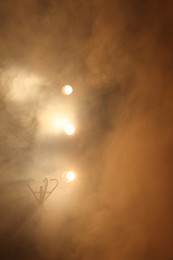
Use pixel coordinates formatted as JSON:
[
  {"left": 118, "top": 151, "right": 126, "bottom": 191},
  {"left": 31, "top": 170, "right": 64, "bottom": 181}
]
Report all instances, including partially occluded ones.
[{"left": 0, "top": 1, "right": 173, "bottom": 259}]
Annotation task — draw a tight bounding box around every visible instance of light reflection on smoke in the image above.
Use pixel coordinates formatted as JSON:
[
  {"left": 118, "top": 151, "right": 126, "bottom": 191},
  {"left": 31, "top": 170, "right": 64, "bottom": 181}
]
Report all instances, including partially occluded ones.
[{"left": 0, "top": 67, "right": 43, "bottom": 103}]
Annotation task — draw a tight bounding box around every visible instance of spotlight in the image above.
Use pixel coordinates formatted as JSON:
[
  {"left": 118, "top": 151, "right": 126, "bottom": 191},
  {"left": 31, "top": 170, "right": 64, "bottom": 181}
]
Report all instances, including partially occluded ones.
[
  {"left": 64, "top": 123, "right": 75, "bottom": 135},
  {"left": 62, "top": 85, "right": 73, "bottom": 95},
  {"left": 62, "top": 171, "right": 76, "bottom": 183}
]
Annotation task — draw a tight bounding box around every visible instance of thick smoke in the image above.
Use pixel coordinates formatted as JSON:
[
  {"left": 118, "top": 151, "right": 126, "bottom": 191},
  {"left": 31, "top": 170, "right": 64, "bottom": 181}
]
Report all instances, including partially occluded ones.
[{"left": 0, "top": 0, "right": 173, "bottom": 259}]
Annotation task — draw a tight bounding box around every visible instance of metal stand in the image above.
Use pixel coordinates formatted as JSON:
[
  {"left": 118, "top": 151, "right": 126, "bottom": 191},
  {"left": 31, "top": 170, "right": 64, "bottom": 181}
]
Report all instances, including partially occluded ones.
[{"left": 28, "top": 178, "right": 58, "bottom": 205}]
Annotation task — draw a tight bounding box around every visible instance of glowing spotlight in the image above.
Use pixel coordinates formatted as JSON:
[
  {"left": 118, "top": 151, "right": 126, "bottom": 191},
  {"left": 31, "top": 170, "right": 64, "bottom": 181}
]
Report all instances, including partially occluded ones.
[
  {"left": 62, "top": 85, "right": 73, "bottom": 95},
  {"left": 62, "top": 171, "right": 76, "bottom": 183},
  {"left": 64, "top": 123, "right": 75, "bottom": 135}
]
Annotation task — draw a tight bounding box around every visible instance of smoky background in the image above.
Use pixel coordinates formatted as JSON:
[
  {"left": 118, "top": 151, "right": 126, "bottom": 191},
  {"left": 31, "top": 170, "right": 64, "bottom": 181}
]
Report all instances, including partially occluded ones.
[{"left": 0, "top": 0, "right": 172, "bottom": 259}]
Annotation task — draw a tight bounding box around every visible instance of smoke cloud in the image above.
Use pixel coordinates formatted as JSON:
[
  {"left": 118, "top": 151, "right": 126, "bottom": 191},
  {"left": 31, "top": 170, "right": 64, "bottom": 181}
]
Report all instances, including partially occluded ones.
[{"left": 0, "top": 0, "right": 173, "bottom": 259}]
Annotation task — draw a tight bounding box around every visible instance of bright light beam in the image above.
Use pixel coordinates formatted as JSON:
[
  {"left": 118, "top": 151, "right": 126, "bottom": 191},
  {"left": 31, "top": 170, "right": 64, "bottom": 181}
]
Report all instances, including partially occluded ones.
[{"left": 52, "top": 116, "right": 68, "bottom": 130}]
